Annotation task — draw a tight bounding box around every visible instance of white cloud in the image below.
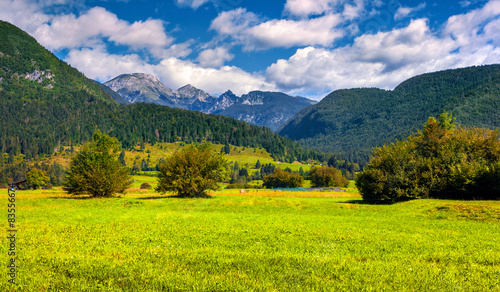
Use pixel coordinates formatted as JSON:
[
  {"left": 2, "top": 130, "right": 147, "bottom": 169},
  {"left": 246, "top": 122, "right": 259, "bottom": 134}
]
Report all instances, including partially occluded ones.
[
  {"left": 342, "top": 0, "right": 365, "bottom": 20},
  {"left": 175, "top": 0, "right": 212, "bottom": 9},
  {"left": 444, "top": 0, "right": 500, "bottom": 47},
  {"left": 210, "top": 8, "right": 344, "bottom": 50},
  {"left": 284, "top": 0, "right": 366, "bottom": 19},
  {"left": 209, "top": 8, "right": 259, "bottom": 37},
  {"left": 64, "top": 48, "right": 275, "bottom": 96},
  {"left": 266, "top": 3, "right": 500, "bottom": 99},
  {"left": 394, "top": 3, "right": 426, "bottom": 20},
  {"left": 154, "top": 58, "right": 276, "bottom": 95},
  {"left": 246, "top": 14, "right": 344, "bottom": 49},
  {"left": 0, "top": 0, "right": 50, "bottom": 34},
  {"left": 284, "top": 0, "right": 339, "bottom": 17},
  {"left": 33, "top": 7, "right": 173, "bottom": 55},
  {"left": 151, "top": 40, "right": 194, "bottom": 59},
  {"left": 197, "top": 47, "right": 234, "bottom": 68},
  {"left": 64, "top": 47, "right": 154, "bottom": 82}
]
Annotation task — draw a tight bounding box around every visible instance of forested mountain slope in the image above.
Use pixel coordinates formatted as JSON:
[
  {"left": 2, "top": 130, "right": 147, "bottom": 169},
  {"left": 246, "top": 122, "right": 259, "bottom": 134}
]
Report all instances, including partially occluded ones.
[
  {"left": 0, "top": 21, "right": 323, "bottom": 164},
  {"left": 279, "top": 64, "right": 500, "bottom": 164}
]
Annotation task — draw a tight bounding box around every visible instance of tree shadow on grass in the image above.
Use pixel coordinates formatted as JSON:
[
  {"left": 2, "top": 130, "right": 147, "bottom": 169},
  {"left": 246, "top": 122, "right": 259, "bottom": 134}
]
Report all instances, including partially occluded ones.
[
  {"left": 48, "top": 196, "right": 96, "bottom": 200},
  {"left": 335, "top": 199, "right": 373, "bottom": 205}
]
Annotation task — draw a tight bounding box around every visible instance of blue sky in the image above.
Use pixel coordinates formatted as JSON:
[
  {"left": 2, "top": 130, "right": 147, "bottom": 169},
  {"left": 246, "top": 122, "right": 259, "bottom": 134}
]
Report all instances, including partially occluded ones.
[{"left": 1, "top": 0, "right": 500, "bottom": 99}]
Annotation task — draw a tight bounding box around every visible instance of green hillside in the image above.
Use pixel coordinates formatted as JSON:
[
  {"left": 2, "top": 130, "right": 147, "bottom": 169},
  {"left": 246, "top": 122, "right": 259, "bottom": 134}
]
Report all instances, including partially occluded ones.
[
  {"left": 0, "top": 21, "right": 325, "bottom": 172},
  {"left": 279, "top": 65, "right": 500, "bottom": 165}
]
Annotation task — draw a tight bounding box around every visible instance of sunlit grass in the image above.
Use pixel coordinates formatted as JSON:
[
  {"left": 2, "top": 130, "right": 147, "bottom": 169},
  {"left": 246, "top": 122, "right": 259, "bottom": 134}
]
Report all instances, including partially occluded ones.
[{"left": 1, "top": 188, "right": 499, "bottom": 291}]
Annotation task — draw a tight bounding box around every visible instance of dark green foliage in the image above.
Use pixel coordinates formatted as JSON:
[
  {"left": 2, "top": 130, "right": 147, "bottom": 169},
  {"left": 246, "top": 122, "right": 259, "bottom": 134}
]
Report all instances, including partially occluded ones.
[
  {"left": 119, "top": 150, "right": 126, "bottom": 166},
  {"left": 356, "top": 112, "right": 500, "bottom": 204},
  {"left": 156, "top": 142, "right": 229, "bottom": 197},
  {"left": 26, "top": 167, "right": 49, "bottom": 189},
  {"left": 279, "top": 65, "right": 500, "bottom": 166},
  {"left": 140, "top": 182, "right": 152, "bottom": 190},
  {"left": 63, "top": 130, "right": 132, "bottom": 197},
  {"left": 262, "top": 169, "right": 304, "bottom": 188},
  {"left": 259, "top": 163, "right": 276, "bottom": 178},
  {"left": 309, "top": 166, "right": 349, "bottom": 188}
]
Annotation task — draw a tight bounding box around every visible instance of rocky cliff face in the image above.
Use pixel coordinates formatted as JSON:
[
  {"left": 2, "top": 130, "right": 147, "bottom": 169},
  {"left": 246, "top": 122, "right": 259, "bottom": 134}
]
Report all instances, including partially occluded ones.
[{"left": 105, "top": 73, "right": 180, "bottom": 107}]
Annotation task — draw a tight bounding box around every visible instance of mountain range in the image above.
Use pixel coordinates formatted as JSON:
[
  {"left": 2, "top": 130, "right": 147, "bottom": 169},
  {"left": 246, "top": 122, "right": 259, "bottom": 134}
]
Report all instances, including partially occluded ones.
[
  {"left": 0, "top": 20, "right": 322, "bottom": 166},
  {"left": 278, "top": 64, "right": 500, "bottom": 164},
  {"left": 104, "top": 73, "right": 316, "bottom": 131},
  {"left": 2, "top": 20, "right": 500, "bottom": 169}
]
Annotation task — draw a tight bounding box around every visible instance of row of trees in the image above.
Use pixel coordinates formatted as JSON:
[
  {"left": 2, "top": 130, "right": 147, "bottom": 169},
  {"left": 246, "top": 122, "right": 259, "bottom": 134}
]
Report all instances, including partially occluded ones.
[{"left": 59, "top": 130, "right": 349, "bottom": 198}]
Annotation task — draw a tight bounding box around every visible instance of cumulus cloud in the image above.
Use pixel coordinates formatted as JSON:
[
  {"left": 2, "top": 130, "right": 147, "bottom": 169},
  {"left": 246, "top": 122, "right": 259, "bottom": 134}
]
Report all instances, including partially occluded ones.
[
  {"left": 197, "top": 47, "right": 234, "bottom": 68},
  {"left": 284, "top": 0, "right": 366, "bottom": 19},
  {"left": 64, "top": 47, "right": 154, "bottom": 82},
  {"left": 209, "top": 8, "right": 259, "bottom": 37},
  {"left": 175, "top": 0, "right": 212, "bottom": 9},
  {"left": 64, "top": 48, "right": 275, "bottom": 95},
  {"left": 154, "top": 58, "right": 276, "bottom": 95},
  {"left": 210, "top": 8, "right": 344, "bottom": 50},
  {"left": 284, "top": 0, "right": 339, "bottom": 17},
  {"left": 33, "top": 7, "right": 172, "bottom": 55},
  {"left": 0, "top": 0, "right": 50, "bottom": 34},
  {"left": 394, "top": 3, "right": 426, "bottom": 20},
  {"left": 266, "top": 2, "right": 500, "bottom": 99}
]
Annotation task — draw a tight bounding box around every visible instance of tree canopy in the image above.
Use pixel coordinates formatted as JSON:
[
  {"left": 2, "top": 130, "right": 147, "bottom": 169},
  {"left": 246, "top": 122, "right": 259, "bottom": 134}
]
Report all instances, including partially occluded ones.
[
  {"left": 26, "top": 167, "right": 49, "bottom": 189},
  {"left": 156, "top": 142, "right": 229, "bottom": 197},
  {"left": 63, "top": 130, "right": 131, "bottom": 197},
  {"left": 356, "top": 112, "right": 500, "bottom": 204},
  {"left": 262, "top": 169, "right": 303, "bottom": 189},
  {"left": 309, "top": 166, "right": 349, "bottom": 188}
]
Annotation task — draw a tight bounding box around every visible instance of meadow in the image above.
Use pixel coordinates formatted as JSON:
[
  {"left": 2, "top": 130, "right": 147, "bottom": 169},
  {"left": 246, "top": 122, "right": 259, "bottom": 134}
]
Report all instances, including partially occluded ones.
[{"left": 1, "top": 185, "right": 499, "bottom": 291}]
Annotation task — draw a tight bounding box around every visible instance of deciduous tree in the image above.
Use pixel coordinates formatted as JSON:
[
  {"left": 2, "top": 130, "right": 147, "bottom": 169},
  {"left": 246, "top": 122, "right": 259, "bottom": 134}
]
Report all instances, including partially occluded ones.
[
  {"left": 309, "top": 166, "right": 349, "bottom": 188},
  {"left": 262, "top": 169, "right": 303, "bottom": 188},
  {"left": 26, "top": 167, "right": 49, "bottom": 189},
  {"left": 63, "top": 130, "right": 131, "bottom": 197},
  {"left": 156, "top": 142, "right": 229, "bottom": 197}
]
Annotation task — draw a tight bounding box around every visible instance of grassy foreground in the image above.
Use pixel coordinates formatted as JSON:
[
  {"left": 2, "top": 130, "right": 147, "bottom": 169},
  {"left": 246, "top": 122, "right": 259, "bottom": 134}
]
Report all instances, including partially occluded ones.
[{"left": 1, "top": 189, "right": 499, "bottom": 291}]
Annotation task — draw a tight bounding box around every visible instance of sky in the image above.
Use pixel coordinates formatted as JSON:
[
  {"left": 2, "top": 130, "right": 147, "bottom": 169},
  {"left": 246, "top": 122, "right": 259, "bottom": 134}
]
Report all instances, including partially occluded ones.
[{"left": 1, "top": 0, "right": 500, "bottom": 100}]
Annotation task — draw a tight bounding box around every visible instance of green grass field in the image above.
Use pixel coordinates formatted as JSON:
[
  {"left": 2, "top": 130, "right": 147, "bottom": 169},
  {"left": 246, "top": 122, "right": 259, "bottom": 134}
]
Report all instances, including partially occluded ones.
[{"left": 1, "top": 188, "right": 499, "bottom": 291}]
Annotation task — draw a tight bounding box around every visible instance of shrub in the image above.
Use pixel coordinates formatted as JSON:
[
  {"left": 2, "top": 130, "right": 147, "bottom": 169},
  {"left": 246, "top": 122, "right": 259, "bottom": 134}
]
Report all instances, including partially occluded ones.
[
  {"left": 156, "top": 142, "right": 229, "bottom": 197},
  {"left": 309, "top": 166, "right": 349, "bottom": 188},
  {"left": 63, "top": 130, "right": 132, "bottom": 197},
  {"left": 263, "top": 169, "right": 303, "bottom": 188},
  {"left": 27, "top": 168, "right": 49, "bottom": 190},
  {"left": 356, "top": 112, "right": 500, "bottom": 204},
  {"left": 140, "top": 182, "right": 152, "bottom": 189}
]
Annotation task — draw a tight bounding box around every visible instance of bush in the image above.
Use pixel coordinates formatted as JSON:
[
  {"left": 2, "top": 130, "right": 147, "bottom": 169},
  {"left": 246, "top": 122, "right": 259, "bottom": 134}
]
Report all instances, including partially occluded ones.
[
  {"left": 63, "top": 130, "right": 132, "bottom": 197},
  {"left": 356, "top": 112, "right": 500, "bottom": 204},
  {"left": 156, "top": 142, "right": 229, "bottom": 197},
  {"left": 140, "top": 182, "right": 152, "bottom": 189},
  {"left": 309, "top": 166, "right": 349, "bottom": 188},
  {"left": 27, "top": 168, "right": 49, "bottom": 190},
  {"left": 263, "top": 169, "right": 303, "bottom": 188}
]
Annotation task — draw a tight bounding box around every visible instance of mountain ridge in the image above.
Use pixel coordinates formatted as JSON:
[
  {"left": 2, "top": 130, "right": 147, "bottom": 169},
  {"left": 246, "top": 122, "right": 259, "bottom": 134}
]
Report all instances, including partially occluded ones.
[
  {"left": 278, "top": 64, "right": 500, "bottom": 164},
  {"left": 104, "top": 73, "right": 316, "bottom": 131}
]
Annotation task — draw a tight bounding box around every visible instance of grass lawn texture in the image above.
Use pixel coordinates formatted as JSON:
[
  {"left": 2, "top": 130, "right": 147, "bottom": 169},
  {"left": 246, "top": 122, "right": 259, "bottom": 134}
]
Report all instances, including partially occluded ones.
[{"left": 2, "top": 188, "right": 499, "bottom": 291}]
